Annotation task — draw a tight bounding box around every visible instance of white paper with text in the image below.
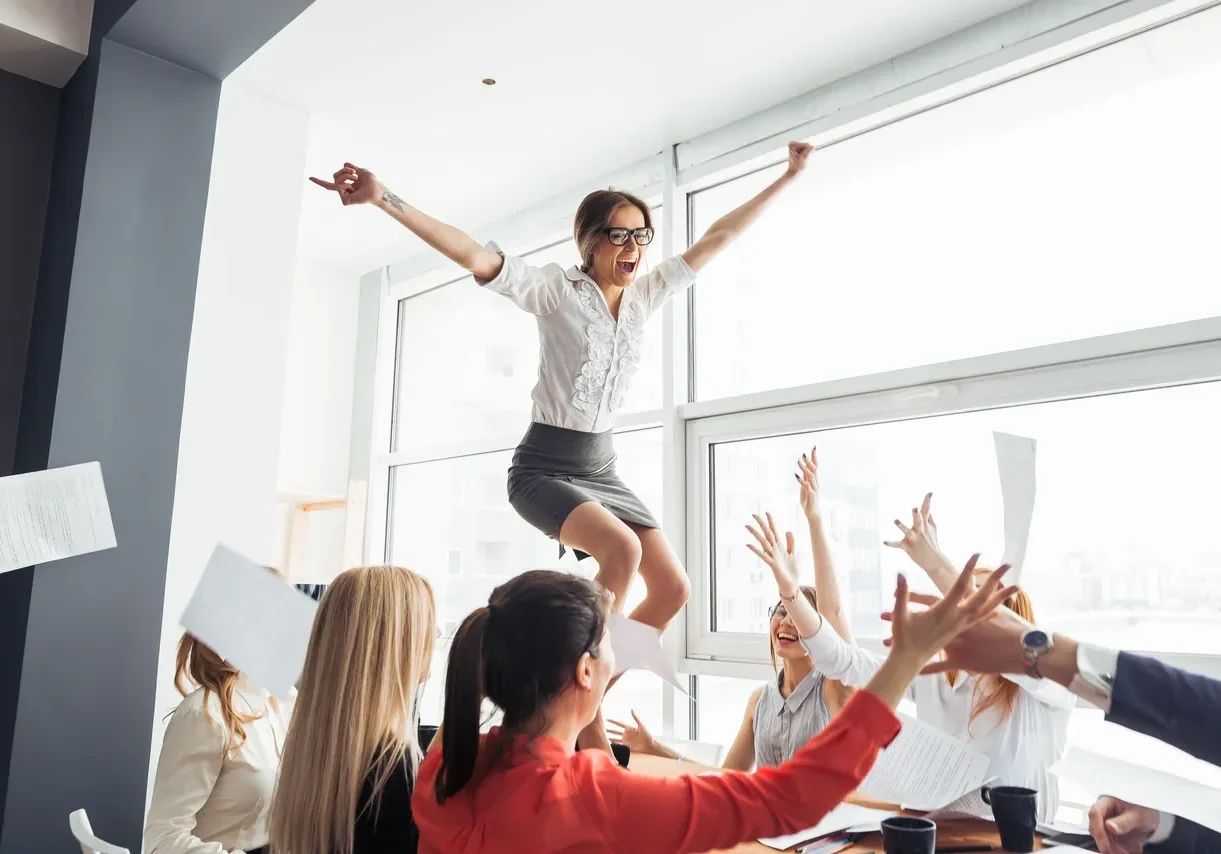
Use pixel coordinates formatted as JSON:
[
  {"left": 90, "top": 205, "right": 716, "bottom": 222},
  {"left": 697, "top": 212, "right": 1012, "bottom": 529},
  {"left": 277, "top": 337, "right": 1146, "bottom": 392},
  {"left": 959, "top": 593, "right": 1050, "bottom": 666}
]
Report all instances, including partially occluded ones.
[
  {"left": 0, "top": 462, "right": 116, "bottom": 575},
  {"left": 857, "top": 714, "right": 991, "bottom": 810}
]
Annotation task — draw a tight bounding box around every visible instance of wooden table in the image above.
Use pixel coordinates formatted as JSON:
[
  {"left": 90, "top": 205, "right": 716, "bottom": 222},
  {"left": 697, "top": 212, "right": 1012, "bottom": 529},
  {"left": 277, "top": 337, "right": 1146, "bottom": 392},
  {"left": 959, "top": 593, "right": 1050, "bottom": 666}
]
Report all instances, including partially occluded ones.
[{"left": 628, "top": 754, "right": 1038, "bottom": 854}]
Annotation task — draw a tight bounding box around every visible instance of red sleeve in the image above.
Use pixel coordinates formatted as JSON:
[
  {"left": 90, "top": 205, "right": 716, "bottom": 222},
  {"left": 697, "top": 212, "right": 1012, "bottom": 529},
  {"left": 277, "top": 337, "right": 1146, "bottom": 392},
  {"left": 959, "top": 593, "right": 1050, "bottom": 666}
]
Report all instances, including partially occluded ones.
[{"left": 583, "top": 690, "right": 901, "bottom": 854}]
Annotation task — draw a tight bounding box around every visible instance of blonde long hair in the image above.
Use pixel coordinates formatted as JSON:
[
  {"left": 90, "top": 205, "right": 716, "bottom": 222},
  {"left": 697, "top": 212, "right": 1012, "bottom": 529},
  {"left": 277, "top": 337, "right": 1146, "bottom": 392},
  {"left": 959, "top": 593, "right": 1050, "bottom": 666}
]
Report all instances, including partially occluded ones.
[
  {"left": 270, "top": 565, "right": 436, "bottom": 854},
  {"left": 172, "top": 634, "right": 262, "bottom": 754},
  {"left": 769, "top": 586, "right": 855, "bottom": 715},
  {"left": 945, "top": 571, "right": 1036, "bottom": 731}
]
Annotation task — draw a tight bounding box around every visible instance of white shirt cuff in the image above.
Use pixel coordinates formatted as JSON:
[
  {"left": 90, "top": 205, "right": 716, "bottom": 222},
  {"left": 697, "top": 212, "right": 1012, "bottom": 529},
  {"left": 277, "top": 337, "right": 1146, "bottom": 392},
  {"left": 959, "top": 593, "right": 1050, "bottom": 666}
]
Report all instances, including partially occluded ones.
[
  {"left": 1148, "top": 811, "right": 1176, "bottom": 845},
  {"left": 1068, "top": 642, "right": 1119, "bottom": 712}
]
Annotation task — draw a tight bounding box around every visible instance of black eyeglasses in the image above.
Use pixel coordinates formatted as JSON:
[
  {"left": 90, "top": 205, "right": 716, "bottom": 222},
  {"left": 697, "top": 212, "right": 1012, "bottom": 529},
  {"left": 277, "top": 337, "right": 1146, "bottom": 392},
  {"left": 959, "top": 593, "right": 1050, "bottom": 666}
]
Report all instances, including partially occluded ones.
[
  {"left": 602, "top": 227, "right": 654, "bottom": 246},
  {"left": 768, "top": 603, "right": 788, "bottom": 621}
]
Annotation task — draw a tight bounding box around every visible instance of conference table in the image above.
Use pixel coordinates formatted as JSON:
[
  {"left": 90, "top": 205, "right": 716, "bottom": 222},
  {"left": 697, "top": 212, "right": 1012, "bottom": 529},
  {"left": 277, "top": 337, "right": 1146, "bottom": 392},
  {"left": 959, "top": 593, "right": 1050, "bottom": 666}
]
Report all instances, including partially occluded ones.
[{"left": 628, "top": 754, "right": 1039, "bottom": 854}]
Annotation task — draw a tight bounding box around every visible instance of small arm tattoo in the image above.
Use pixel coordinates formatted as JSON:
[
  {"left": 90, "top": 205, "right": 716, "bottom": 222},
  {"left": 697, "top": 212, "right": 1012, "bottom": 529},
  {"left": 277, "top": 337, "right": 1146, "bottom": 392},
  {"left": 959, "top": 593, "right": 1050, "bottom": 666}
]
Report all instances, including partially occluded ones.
[{"left": 382, "top": 190, "right": 406, "bottom": 212}]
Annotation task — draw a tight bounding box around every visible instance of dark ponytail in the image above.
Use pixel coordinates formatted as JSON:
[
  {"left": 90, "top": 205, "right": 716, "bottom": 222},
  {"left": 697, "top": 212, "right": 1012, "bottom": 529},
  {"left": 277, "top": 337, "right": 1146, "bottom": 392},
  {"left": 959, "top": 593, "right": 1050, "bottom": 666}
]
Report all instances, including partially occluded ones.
[
  {"left": 435, "top": 570, "right": 608, "bottom": 803},
  {"left": 435, "top": 606, "right": 490, "bottom": 802}
]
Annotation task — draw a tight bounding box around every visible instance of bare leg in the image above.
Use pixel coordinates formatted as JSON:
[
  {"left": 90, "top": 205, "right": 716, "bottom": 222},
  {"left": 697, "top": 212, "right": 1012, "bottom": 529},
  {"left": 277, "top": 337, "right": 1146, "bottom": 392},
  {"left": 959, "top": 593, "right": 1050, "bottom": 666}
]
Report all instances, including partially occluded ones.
[
  {"left": 559, "top": 501, "right": 643, "bottom": 610},
  {"left": 559, "top": 502, "right": 644, "bottom": 753},
  {"left": 625, "top": 526, "right": 691, "bottom": 630}
]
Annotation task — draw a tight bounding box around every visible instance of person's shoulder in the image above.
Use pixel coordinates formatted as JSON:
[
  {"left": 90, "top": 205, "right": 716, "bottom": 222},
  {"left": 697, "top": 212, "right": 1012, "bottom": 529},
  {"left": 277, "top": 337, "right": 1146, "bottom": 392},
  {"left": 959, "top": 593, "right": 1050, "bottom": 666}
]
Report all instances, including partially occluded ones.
[{"left": 745, "top": 683, "right": 767, "bottom": 721}]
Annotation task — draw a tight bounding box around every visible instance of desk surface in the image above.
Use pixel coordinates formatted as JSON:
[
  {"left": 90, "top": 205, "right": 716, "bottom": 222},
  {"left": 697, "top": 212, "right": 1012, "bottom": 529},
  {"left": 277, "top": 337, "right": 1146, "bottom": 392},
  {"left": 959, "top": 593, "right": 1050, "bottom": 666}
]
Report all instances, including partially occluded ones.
[{"left": 628, "top": 754, "right": 1034, "bottom": 854}]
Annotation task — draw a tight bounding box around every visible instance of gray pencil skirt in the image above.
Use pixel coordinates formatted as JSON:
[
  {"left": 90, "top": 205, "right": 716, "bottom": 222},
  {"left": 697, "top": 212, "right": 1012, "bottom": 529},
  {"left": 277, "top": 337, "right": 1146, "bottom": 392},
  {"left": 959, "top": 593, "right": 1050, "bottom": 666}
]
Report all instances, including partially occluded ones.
[{"left": 507, "top": 422, "right": 659, "bottom": 561}]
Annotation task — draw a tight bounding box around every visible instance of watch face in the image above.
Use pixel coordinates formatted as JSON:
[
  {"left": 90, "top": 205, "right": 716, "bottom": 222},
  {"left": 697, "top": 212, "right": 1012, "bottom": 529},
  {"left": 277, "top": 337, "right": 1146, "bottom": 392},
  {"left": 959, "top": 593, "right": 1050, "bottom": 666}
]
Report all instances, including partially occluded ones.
[{"left": 1023, "top": 629, "right": 1050, "bottom": 651}]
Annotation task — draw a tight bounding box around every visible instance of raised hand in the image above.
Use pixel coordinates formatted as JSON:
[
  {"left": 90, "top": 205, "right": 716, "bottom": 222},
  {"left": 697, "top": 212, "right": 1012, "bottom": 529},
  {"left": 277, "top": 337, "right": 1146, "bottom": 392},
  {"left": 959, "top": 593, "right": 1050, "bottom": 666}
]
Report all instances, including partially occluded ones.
[
  {"left": 308, "top": 162, "right": 383, "bottom": 207},
  {"left": 883, "top": 492, "right": 953, "bottom": 575},
  {"left": 786, "top": 141, "right": 815, "bottom": 176},
  {"left": 607, "top": 711, "right": 660, "bottom": 755},
  {"left": 796, "top": 449, "right": 821, "bottom": 521},
  {"left": 746, "top": 512, "right": 800, "bottom": 599},
  {"left": 886, "top": 555, "right": 1017, "bottom": 665},
  {"left": 1089, "top": 796, "right": 1162, "bottom": 854}
]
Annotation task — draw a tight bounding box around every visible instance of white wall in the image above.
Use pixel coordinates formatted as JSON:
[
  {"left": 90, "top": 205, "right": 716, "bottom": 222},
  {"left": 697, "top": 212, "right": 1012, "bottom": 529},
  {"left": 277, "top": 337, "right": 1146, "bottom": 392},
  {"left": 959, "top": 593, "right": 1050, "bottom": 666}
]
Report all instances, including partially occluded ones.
[
  {"left": 273, "top": 258, "right": 360, "bottom": 582},
  {"left": 149, "top": 81, "right": 309, "bottom": 795}
]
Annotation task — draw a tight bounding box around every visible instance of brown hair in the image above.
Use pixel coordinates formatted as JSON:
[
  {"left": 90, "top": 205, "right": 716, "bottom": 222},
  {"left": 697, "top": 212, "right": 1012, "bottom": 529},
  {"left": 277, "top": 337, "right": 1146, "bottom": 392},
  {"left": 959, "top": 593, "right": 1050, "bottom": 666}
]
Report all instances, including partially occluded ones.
[
  {"left": 173, "top": 634, "right": 262, "bottom": 754},
  {"left": 435, "top": 570, "right": 610, "bottom": 803},
  {"left": 573, "top": 188, "right": 653, "bottom": 273},
  {"left": 944, "top": 573, "right": 1036, "bottom": 731},
  {"left": 271, "top": 565, "right": 436, "bottom": 854},
  {"left": 769, "top": 586, "right": 855, "bottom": 715}
]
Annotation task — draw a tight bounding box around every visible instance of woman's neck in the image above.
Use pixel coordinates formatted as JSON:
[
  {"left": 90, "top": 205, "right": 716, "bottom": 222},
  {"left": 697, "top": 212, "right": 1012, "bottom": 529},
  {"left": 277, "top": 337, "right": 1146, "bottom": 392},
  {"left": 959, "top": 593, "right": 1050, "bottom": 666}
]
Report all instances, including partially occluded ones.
[
  {"left": 780, "top": 656, "right": 814, "bottom": 696},
  {"left": 595, "top": 280, "right": 624, "bottom": 318}
]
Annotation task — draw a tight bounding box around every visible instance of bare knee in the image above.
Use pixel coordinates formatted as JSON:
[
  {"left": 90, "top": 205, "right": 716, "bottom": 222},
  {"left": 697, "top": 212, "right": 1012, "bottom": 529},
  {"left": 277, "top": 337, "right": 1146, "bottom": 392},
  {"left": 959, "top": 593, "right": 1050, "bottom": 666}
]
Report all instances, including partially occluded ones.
[
  {"left": 594, "top": 531, "right": 643, "bottom": 592},
  {"left": 651, "top": 569, "right": 690, "bottom": 610}
]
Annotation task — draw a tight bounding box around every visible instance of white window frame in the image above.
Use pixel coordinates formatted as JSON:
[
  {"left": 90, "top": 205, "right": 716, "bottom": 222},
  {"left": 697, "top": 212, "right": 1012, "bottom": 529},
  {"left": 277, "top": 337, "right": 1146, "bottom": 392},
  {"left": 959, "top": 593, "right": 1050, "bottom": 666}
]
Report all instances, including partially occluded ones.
[
  {"left": 361, "top": 0, "right": 1221, "bottom": 732},
  {"left": 684, "top": 322, "right": 1221, "bottom": 672}
]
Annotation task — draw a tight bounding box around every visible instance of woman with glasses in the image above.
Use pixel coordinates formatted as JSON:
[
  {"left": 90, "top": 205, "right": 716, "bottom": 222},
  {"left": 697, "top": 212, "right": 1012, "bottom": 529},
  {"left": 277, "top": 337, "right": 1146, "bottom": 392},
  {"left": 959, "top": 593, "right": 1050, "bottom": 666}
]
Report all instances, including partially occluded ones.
[
  {"left": 310, "top": 141, "right": 814, "bottom": 751},
  {"left": 755, "top": 487, "right": 1075, "bottom": 822},
  {"left": 608, "top": 451, "right": 855, "bottom": 771}
]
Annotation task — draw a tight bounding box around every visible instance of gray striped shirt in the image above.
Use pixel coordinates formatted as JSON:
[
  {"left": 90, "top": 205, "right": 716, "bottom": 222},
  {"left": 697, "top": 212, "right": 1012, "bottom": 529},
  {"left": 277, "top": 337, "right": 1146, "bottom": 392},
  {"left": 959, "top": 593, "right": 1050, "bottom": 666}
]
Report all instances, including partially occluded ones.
[{"left": 753, "top": 668, "right": 833, "bottom": 768}]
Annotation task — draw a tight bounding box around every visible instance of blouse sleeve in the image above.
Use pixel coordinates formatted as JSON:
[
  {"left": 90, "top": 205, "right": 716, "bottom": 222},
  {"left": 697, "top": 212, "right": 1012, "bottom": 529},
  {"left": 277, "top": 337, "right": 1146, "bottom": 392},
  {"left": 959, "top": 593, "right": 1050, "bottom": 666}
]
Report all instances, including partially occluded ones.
[
  {"left": 636, "top": 255, "right": 697, "bottom": 319},
  {"left": 477, "top": 241, "right": 566, "bottom": 317},
  {"left": 586, "top": 691, "right": 901, "bottom": 854},
  {"left": 144, "top": 703, "right": 240, "bottom": 854},
  {"left": 1001, "top": 673, "right": 1078, "bottom": 708}
]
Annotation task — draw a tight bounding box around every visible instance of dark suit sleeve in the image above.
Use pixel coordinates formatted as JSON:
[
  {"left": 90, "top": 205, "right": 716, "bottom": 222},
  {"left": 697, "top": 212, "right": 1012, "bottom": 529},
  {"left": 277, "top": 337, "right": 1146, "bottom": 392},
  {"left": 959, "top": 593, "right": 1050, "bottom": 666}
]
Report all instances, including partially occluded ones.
[
  {"left": 1107, "top": 652, "right": 1221, "bottom": 766},
  {"left": 1151, "top": 817, "right": 1221, "bottom": 854}
]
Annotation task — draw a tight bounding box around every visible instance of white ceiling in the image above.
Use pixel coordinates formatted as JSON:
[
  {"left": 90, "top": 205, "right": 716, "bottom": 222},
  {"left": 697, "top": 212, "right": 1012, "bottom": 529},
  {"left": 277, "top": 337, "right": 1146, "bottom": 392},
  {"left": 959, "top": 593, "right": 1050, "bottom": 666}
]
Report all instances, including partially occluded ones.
[{"left": 233, "top": 0, "right": 1033, "bottom": 275}]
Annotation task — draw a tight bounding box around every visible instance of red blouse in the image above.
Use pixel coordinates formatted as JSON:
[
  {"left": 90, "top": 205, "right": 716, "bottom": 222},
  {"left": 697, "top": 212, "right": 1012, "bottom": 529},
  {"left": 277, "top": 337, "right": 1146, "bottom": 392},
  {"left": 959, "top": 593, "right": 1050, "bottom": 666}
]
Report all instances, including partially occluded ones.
[{"left": 412, "top": 690, "right": 900, "bottom": 854}]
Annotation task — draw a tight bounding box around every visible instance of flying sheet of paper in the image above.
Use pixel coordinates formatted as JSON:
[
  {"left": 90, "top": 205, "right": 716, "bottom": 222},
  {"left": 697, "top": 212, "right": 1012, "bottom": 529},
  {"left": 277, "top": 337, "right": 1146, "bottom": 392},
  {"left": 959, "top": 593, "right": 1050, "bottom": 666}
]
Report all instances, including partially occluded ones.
[
  {"left": 857, "top": 713, "right": 991, "bottom": 810},
  {"left": 994, "top": 432, "right": 1037, "bottom": 580},
  {"left": 0, "top": 462, "right": 117, "bottom": 575},
  {"left": 759, "top": 804, "right": 896, "bottom": 851},
  {"left": 609, "top": 613, "right": 688, "bottom": 695},
  {"left": 1051, "top": 748, "right": 1221, "bottom": 833},
  {"left": 181, "top": 544, "right": 318, "bottom": 696}
]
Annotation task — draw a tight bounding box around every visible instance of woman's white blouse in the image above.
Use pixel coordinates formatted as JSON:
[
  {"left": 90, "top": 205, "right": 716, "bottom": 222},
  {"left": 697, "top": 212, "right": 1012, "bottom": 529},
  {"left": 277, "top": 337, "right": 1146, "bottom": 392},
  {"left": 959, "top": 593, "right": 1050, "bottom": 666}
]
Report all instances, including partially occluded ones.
[
  {"left": 144, "top": 678, "right": 293, "bottom": 854},
  {"left": 480, "top": 242, "right": 697, "bottom": 434},
  {"left": 801, "top": 623, "right": 1074, "bottom": 822}
]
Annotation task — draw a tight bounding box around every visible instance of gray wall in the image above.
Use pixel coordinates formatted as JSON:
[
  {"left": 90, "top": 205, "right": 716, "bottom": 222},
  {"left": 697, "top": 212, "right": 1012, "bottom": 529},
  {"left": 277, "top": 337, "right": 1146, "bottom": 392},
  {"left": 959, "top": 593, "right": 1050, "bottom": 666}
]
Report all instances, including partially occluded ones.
[
  {"left": 0, "top": 68, "right": 58, "bottom": 478},
  {"left": 0, "top": 1, "right": 315, "bottom": 851},
  {"left": 0, "top": 65, "right": 60, "bottom": 844}
]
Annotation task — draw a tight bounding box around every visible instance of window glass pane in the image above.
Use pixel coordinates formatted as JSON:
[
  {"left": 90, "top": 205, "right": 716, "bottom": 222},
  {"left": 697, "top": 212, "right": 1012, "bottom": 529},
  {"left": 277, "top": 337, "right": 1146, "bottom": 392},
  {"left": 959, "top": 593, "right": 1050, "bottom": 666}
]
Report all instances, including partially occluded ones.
[
  {"left": 691, "top": 24, "right": 1221, "bottom": 400},
  {"left": 393, "top": 214, "right": 664, "bottom": 451},
  {"left": 390, "top": 428, "right": 667, "bottom": 730},
  {"left": 709, "top": 382, "right": 1221, "bottom": 654},
  {"left": 695, "top": 675, "right": 762, "bottom": 749}
]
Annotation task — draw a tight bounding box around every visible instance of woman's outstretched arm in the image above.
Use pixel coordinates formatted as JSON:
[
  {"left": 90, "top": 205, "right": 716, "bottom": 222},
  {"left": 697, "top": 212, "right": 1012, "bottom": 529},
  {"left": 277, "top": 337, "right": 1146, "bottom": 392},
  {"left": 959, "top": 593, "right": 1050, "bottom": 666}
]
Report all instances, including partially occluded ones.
[
  {"left": 682, "top": 142, "right": 813, "bottom": 273},
  {"left": 309, "top": 163, "right": 502, "bottom": 281}
]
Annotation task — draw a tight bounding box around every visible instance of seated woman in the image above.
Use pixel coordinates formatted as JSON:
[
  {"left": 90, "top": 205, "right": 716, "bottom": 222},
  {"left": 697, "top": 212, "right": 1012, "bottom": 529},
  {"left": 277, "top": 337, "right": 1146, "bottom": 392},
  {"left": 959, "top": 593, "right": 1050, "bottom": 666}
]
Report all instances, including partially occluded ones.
[
  {"left": 608, "top": 451, "right": 854, "bottom": 771},
  {"left": 270, "top": 565, "right": 436, "bottom": 854},
  {"left": 144, "top": 632, "right": 292, "bottom": 854},
  {"left": 754, "top": 493, "right": 1074, "bottom": 822},
  {"left": 411, "top": 563, "right": 1016, "bottom": 854}
]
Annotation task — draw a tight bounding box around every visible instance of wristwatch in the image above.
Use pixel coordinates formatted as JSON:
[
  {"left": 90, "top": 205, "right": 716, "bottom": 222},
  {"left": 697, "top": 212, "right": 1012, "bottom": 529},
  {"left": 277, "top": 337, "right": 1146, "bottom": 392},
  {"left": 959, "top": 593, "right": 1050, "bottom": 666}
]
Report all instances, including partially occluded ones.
[{"left": 1020, "top": 629, "right": 1054, "bottom": 678}]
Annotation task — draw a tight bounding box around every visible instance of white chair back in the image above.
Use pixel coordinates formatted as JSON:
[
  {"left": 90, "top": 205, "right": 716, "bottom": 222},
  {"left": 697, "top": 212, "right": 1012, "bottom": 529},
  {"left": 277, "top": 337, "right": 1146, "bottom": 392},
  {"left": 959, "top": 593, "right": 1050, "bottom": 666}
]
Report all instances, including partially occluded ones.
[{"left": 68, "top": 809, "right": 131, "bottom": 854}]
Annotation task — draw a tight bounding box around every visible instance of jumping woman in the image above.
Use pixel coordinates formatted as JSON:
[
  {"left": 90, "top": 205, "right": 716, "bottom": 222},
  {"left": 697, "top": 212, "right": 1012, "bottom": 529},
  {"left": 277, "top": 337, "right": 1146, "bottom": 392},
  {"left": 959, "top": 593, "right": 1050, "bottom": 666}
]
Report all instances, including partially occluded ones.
[{"left": 310, "top": 141, "right": 814, "bottom": 748}]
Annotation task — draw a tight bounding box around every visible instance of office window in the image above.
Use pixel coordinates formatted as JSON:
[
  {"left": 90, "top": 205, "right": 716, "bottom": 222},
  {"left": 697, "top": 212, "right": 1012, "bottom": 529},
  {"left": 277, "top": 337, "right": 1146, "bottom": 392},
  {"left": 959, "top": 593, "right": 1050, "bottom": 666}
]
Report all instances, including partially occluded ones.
[
  {"left": 707, "top": 381, "right": 1221, "bottom": 651},
  {"left": 690, "top": 40, "right": 1221, "bottom": 401}
]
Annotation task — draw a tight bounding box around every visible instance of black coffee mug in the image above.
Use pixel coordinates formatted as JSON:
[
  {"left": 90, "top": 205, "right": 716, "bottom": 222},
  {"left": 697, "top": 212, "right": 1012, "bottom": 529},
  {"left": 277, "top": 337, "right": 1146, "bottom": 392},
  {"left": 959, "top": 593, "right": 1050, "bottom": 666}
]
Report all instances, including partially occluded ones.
[
  {"left": 982, "top": 786, "right": 1038, "bottom": 853},
  {"left": 881, "top": 816, "right": 937, "bottom": 854}
]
